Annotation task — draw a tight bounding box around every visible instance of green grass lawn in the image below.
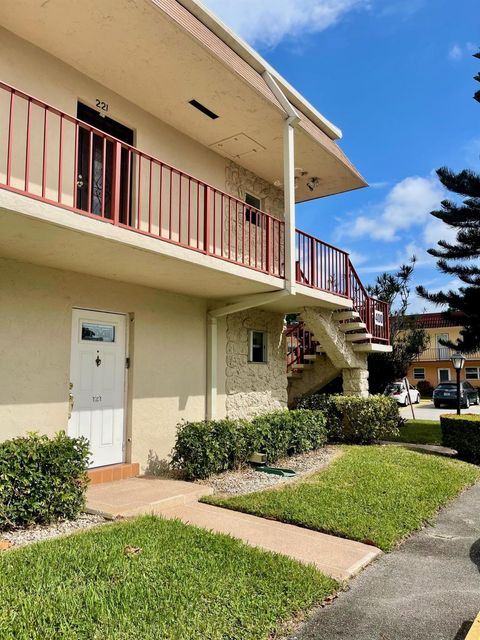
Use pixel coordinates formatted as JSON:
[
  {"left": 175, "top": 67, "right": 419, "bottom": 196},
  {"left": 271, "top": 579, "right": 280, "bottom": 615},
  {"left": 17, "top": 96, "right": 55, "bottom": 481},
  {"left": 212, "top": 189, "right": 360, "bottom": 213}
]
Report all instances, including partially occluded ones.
[
  {"left": 0, "top": 516, "right": 336, "bottom": 640},
  {"left": 204, "top": 446, "right": 479, "bottom": 552},
  {"left": 389, "top": 419, "right": 443, "bottom": 445}
]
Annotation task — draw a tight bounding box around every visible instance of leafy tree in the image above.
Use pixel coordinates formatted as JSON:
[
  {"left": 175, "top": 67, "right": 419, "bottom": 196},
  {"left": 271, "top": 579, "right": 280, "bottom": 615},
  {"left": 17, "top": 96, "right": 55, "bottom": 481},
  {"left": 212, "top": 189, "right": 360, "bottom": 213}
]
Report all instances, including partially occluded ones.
[
  {"left": 367, "top": 258, "right": 429, "bottom": 393},
  {"left": 417, "top": 50, "right": 480, "bottom": 352}
]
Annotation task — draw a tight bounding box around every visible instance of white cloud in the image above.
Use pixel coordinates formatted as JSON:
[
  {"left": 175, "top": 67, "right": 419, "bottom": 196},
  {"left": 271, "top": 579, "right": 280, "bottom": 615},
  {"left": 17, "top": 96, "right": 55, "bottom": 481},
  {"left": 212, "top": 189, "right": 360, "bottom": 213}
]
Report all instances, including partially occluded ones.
[
  {"left": 337, "top": 175, "right": 444, "bottom": 242},
  {"left": 448, "top": 44, "right": 463, "bottom": 61},
  {"left": 202, "top": 0, "right": 369, "bottom": 47},
  {"left": 448, "top": 41, "right": 477, "bottom": 61}
]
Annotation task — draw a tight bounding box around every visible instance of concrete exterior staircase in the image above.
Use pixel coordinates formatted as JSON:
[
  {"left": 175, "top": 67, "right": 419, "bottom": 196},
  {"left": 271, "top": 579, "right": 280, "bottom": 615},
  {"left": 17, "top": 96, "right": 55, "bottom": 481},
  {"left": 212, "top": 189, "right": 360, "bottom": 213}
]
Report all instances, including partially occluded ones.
[{"left": 286, "top": 307, "right": 391, "bottom": 402}]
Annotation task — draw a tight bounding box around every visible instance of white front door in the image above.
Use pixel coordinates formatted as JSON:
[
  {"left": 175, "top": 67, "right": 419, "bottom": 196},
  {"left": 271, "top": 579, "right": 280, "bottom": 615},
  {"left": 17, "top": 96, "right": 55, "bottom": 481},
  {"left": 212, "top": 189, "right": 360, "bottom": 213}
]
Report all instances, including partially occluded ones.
[{"left": 68, "top": 309, "right": 127, "bottom": 468}]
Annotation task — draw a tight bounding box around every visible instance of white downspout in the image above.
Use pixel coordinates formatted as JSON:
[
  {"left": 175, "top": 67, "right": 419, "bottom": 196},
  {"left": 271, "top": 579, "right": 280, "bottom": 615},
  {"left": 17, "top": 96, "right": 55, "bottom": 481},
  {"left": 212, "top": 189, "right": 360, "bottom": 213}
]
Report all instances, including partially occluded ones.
[{"left": 262, "top": 70, "right": 300, "bottom": 295}]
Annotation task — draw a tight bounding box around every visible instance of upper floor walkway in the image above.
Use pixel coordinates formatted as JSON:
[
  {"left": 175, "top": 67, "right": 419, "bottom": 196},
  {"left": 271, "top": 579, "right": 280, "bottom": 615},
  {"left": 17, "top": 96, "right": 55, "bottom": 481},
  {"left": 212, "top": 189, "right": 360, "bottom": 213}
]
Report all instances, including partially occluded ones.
[{"left": 0, "top": 80, "right": 389, "bottom": 343}]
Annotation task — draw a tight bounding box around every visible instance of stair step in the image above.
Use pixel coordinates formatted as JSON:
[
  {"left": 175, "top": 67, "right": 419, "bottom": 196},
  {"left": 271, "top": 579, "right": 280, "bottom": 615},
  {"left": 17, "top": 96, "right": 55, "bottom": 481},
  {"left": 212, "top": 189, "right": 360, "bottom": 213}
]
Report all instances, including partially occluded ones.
[
  {"left": 304, "top": 354, "right": 317, "bottom": 361},
  {"left": 291, "top": 363, "right": 313, "bottom": 370},
  {"left": 316, "top": 345, "right": 324, "bottom": 353},
  {"left": 334, "top": 310, "right": 360, "bottom": 322},
  {"left": 287, "top": 371, "right": 302, "bottom": 378},
  {"left": 345, "top": 333, "right": 373, "bottom": 342},
  {"left": 354, "top": 343, "right": 392, "bottom": 353},
  {"left": 338, "top": 321, "right": 367, "bottom": 332}
]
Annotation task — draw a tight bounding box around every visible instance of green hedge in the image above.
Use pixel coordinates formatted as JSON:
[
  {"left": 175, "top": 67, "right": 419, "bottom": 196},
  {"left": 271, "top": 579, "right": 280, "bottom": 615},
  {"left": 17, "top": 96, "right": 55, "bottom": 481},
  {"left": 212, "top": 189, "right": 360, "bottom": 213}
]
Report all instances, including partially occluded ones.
[
  {"left": 0, "top": 432, "right": 90, "bottom": 530},
  {"left": 171, "top": 410, "right": 327, "bottom": 480},
  {"left": 441, "top": 414, "right": 480, "bottom": 464},
  {"left": 251, "top": 410, "right": 327, "bottom": 461},
  {"left": 295, "top": 394, "right": 400, "bottom": 444},
  {"left": 170, "top": 419, "right": 253, "bottom": 481}
]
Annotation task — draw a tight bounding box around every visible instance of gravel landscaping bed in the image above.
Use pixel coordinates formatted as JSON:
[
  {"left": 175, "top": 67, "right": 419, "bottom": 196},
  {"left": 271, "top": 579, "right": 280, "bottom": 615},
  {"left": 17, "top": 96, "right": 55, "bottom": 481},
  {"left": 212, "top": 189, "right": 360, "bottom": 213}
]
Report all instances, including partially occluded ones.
[
  {"left": 1, "top": 513, "right": 106, "bottom": 548},
  {"left": 201, "top": 446, "right": 339, "bottom": 497}
]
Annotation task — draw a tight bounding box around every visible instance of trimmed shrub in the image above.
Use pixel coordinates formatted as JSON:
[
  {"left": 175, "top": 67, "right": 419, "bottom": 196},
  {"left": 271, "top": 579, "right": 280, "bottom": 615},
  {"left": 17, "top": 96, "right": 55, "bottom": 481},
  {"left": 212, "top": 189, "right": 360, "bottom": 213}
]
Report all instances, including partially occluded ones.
[
  {"left": 0, "top": 432, "right": 90, "bottom": 530},
  {"left": 296, "top": 394, "right": 400, "bottom": 444},
  {"left": 171, "top": 419, "right": 253, "bottom": 480},
  {"left": 441, "top": 414, "right": 480, "bottom": 464},
  {"left": 171, "top": 411, "right": 328, "bottom": 480},
  {"left": 332, "top": 395, "right": 400, "bottom": 444},
  {"left": 251, "top": 410, "right": 327, "bottom": 461}
]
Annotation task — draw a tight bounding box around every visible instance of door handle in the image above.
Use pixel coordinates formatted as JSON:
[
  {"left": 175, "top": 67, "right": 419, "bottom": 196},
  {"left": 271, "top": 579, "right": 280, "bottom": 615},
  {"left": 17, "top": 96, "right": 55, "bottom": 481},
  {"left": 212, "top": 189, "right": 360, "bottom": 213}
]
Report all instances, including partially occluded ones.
[{"left": 68, "top": 382, "right": 74, "bottom": 419}]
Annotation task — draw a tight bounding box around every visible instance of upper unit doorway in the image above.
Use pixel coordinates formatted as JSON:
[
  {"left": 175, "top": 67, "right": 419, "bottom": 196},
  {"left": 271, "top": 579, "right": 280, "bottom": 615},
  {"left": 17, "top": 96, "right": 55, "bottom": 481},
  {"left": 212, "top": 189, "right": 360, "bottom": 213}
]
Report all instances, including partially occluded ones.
[{"left": 76, "top": 102, "right": 134, "bottom": 223}]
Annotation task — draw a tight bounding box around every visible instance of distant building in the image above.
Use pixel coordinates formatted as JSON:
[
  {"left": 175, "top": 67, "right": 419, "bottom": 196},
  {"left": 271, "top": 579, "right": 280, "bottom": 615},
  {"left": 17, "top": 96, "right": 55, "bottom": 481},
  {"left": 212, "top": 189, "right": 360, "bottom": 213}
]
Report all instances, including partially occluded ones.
[{"left": 406, "top": 313, "right": 480, "bottom": 390}]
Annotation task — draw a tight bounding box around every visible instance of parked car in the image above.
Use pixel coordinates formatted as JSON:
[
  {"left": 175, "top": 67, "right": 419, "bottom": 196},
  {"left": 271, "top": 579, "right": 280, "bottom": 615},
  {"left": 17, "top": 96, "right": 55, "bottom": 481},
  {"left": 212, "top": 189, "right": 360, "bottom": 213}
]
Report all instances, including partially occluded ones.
[
  {"left": 433, "top": 381, "right": 480, "bottom": 408},
  {"left": 384, "top": 381, "right": 420, "bottom": 406}
]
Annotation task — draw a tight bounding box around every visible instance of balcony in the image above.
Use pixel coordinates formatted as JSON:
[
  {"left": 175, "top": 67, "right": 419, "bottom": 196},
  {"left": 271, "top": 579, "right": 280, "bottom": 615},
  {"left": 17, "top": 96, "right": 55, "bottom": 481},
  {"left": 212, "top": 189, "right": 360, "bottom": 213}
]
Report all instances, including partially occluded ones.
[
  {"left": 0, "top": 81, "right": 389, "bottom": 342},
  {"left": 416, "top": 348, "right": 480, "bottom": 362}
]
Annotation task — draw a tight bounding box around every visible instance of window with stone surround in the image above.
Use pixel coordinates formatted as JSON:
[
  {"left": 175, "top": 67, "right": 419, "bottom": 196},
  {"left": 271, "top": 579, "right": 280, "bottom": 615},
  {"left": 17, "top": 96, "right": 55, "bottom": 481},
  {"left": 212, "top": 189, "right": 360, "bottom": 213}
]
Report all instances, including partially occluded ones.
[
  {"left": 466, "top": 367, "right": 480, "bottom": 380},
  {"left": 249, "top": 330, "right": 267, "bottom": 363},
  {"left": 245, "top": 192, "right": 262, "bottom": 226}
]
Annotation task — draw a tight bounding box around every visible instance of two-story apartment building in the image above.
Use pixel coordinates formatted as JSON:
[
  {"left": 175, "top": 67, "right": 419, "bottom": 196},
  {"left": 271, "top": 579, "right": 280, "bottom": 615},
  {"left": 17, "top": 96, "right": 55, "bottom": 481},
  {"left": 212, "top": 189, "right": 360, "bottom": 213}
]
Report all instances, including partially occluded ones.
[
  {"left": 407, "top": 313, "right": 480, "bottom": 391},
  {"left": 0, "top": 0, "right": 390, "bottom": 474}
]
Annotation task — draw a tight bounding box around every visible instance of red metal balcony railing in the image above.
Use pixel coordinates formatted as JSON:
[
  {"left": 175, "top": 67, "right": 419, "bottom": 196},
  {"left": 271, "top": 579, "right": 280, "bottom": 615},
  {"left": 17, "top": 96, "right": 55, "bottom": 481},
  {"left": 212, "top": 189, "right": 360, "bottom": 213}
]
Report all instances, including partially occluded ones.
[
  {"left": 0, "top": 80, "right": 389, "bottom": 343},
  {"left": 0, "top": 81, "right": 284, "bottom": 277},
  {"left": 286, "top": 321, "right": 319, "bottom": 372}
]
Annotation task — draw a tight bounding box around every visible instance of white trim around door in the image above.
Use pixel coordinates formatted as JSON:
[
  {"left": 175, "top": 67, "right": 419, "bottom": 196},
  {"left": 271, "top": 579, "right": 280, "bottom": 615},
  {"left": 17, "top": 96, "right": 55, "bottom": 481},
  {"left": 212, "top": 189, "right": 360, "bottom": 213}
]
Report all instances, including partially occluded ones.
[{"left": 68, "top": 309, "right": 127, "bottom": 468}]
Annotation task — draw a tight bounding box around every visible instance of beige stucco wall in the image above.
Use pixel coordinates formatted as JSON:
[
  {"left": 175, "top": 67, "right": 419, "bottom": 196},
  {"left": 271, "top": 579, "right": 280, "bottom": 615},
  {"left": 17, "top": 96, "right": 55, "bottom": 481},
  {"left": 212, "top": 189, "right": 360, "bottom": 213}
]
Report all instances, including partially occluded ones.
[
  {"left": 0, "top": 257, "right": 220, "bottom": 470},
  {"left": 225, "top": 160, "right": 284, "bottom": 219},
  {"left": 225, "top": 309, "right": 288, "bottom": 418},
  {"left": 0, "top": 27, "right": 228, "bottom": 194}
]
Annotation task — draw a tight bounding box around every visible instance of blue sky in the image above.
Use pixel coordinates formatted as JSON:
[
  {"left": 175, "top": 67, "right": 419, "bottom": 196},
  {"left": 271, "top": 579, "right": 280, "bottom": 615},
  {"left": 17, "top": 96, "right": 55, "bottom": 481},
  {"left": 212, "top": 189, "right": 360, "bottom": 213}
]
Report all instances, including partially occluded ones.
[{"left": 203, "top": 0, "right": 479, "bottom": 311}]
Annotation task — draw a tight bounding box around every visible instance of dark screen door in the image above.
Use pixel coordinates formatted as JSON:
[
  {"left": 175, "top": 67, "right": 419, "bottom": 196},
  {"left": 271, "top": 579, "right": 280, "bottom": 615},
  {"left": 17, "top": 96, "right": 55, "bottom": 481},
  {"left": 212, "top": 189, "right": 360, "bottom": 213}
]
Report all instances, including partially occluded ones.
[{"left": 76, "top": 103, "right": 134, "bottom": 224}]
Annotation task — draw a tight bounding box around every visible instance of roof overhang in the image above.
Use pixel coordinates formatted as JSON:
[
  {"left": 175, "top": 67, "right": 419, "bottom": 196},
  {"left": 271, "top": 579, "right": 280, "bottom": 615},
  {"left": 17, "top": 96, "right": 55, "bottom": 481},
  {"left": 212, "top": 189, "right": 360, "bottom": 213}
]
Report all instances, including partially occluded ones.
[{"left": 0, "top": 0, "right": 366, "bottom": 202}]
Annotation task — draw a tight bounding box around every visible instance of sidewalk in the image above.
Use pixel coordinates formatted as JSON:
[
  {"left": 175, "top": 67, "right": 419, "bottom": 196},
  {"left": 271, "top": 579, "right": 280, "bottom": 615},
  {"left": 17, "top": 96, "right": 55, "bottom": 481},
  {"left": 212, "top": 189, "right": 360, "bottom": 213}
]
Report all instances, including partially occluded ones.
[
  {"left": 288, "top": 482, "right": 480, "bottom": 640},
  {"left": 87, "top": 477, "right": 381, "bottom": 581}
]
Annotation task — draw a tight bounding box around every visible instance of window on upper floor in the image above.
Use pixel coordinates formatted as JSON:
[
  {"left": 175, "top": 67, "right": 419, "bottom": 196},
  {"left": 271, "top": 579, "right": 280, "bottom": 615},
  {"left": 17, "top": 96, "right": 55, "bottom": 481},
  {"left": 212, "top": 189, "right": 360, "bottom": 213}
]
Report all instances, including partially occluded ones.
[
  {"left": 466, "top": 367, "right": 480, "bottom": 380},
  {"left": 413, "top": 368, "right": 425, "bottom": 380},
  {"left": 249, "top": 330, "right": 267, "bottom": 363},
  {"left": 245, "top": 192, "right": 262, "bottom": 226}
]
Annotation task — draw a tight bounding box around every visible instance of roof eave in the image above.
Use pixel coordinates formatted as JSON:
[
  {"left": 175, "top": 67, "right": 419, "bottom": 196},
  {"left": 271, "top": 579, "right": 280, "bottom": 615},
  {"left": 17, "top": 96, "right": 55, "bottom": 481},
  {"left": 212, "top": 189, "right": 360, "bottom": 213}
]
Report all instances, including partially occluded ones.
[{"left": 174, "top": 0, "right": 343, "bottom": 141}]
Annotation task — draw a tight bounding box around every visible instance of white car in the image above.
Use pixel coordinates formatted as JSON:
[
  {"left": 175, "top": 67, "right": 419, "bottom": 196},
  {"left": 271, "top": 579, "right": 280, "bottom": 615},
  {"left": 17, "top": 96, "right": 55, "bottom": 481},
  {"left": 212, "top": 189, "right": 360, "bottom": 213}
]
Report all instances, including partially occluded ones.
[{"left": 384, "top": 381, "right": 420, "bottom": 406}]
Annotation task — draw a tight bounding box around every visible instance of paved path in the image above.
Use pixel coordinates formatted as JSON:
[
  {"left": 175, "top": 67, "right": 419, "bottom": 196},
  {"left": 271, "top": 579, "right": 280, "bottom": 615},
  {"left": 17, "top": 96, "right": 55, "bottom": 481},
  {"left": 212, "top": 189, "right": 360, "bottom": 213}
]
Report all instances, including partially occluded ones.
[
  {"left": 400, "top": 401, "right": 480, "bottom": 421},
  {"left": 288, "top": 482, "right": 480, "bottom": 640},
  {"left": 87, "top": 477, "right": 381, "bottom": 581}
]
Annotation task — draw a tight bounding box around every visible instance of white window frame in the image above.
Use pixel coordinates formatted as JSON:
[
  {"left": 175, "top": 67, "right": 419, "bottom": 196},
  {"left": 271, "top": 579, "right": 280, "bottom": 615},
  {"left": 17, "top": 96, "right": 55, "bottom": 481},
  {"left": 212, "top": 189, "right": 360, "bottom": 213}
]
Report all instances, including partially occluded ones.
[
  {"left": 413, "top": 367, "right": 425, "bottom": 380},
  {"left": 438, "top": 368, "right": 451, "bottom": 382},
  {"left": 249, "top": 330, "right": 268, "bottom": 364},
  {"left": 465, "top": 367, "right": 480, "bottom": 380}
]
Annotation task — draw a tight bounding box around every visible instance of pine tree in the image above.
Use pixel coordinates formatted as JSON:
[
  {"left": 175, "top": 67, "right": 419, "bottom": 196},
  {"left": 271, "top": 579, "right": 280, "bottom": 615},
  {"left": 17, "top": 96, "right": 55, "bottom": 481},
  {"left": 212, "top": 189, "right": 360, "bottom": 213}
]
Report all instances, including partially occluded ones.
[{"left": 417, "top": 50, "right": 480, "bottom": 353}]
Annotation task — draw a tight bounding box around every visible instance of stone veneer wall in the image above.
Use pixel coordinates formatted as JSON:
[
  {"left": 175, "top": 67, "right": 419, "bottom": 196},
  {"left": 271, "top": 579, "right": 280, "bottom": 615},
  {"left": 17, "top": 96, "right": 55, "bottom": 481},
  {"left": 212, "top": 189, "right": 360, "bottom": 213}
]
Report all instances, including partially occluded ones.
[
  {"left": 225, "top": 160, "right": 284, "bottom": 219},
  {"left": 225, "top": 309, "right": 288, "bottom": 419}
]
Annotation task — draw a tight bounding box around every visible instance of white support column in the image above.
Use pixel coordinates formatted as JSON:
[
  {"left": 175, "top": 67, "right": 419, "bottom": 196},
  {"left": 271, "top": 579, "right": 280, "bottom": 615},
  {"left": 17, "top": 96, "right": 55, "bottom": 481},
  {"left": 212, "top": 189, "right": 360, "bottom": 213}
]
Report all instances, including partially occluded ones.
[
  {"left": 262, "top": 70, "right": 299, "bottom": 295},
  {"left": 283, "top": 120, "right": 296, "bottom": 293},
  {"left": 206, "top": 315, "right": 217, "bottom": 420}
]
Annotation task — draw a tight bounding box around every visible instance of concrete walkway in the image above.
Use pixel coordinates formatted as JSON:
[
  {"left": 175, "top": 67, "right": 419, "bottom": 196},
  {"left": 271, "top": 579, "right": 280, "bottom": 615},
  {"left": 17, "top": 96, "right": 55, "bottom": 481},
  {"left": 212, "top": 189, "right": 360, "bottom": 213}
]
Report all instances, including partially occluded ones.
[
  {"left": 87, "top": 477, "right": 381, "bottom": 581},
  {"left": 288, "top": 482, "right": 480, "bottom": 640}
]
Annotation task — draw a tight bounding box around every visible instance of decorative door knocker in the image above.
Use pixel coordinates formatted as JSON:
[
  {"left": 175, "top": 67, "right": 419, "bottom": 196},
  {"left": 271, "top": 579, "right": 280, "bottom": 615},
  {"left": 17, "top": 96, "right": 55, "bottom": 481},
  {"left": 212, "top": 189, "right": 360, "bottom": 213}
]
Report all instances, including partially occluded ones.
[{"left": 95, "top": 351, "right": 102, "bottom": 367}]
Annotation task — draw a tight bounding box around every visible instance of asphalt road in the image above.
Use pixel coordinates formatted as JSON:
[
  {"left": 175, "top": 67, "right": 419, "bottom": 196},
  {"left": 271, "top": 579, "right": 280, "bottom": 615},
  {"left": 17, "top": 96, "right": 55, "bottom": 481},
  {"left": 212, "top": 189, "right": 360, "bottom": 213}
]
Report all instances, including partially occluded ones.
[
  {"left": 400, "top": 401, "right": 480, "bottom": 421},
  {"left": 287, "top": 482, "right": 480, "bottom": 640}
]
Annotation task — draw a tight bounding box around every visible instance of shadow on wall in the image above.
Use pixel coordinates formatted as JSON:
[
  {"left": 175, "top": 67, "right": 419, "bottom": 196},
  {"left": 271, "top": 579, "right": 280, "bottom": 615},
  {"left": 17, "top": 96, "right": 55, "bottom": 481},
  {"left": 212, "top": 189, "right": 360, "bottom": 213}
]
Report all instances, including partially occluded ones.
[{"left": 144, "top": 449, "right": 182, "bottom": 478}]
